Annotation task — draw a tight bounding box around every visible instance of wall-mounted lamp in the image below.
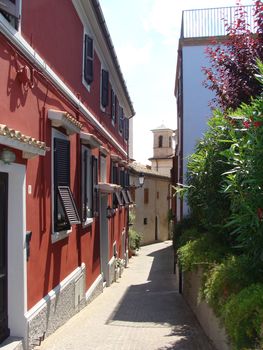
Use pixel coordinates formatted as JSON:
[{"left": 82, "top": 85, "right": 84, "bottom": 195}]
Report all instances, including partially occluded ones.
[
  {"left": 0, "top": 148, "right": 16, "bottom": 164},
  {"left": 129, "top": 172, "right": 145, "bottom": 189},
  {"left": 138, "top": 172, "right": 145, "bottom": 187}
]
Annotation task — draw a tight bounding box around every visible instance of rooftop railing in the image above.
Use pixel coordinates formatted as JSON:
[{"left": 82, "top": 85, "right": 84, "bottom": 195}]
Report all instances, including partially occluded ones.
[{"left": 181, "top": 5, "right": 255, "bottom": 39}]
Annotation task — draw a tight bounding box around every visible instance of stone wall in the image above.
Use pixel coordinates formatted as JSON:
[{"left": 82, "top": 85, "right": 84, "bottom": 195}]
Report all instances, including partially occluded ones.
[
  {"left": 182, "top": 267, "right": 230, "bottom": 350},
  {"left": 26, "top": 264, "right": 103, "bottom": 350}
]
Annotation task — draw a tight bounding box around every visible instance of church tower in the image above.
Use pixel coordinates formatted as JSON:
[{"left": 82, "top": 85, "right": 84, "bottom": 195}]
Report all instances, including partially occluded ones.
[{"left": 149, "top": 124, "right": 175, "bottom": 176}]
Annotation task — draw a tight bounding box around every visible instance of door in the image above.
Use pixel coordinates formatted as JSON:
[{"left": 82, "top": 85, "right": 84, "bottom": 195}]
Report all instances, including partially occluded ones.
[
  {"left": 0, "top": 172, "right": 9, "bottom": 342},
  {"left": 100, "top": 194, "right": 109, "bottom": 285},
  {"left": 155, "top": 216, "right": 158, "bottom": 241}
]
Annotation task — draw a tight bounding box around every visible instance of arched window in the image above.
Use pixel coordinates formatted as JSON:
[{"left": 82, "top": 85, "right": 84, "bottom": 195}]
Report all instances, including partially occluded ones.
[{"left": 158, "top": 135, "right": 163, "bottom": 148}]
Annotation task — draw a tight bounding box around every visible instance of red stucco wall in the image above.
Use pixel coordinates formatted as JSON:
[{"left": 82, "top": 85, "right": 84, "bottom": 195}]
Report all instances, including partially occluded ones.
[{"left": 0, "top": 0, "right": 129, "bottom": 309}]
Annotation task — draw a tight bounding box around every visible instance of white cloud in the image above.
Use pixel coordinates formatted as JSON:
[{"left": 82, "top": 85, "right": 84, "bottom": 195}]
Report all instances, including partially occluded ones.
[
  {"left": 144, "top": 0, "right": 181, "bottom": 46},
  {"left": 116, "top": 42, "right": 153, "bottom": 74}
]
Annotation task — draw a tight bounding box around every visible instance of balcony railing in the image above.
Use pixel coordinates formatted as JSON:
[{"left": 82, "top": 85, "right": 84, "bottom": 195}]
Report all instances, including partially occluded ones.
[{"left": 181, "top": 5, "right": 255, "bottom": 39}]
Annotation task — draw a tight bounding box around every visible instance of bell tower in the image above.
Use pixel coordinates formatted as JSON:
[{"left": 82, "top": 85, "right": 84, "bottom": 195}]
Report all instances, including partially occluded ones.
[{"left": 149, "top": 124, "right": 175, "bottom": 176}]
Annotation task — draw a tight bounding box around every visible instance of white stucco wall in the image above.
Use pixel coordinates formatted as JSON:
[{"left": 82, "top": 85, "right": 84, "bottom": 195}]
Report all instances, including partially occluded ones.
[
  {"left": 132, "top": 175, "right": 170, "bottom": 245},
  {"left": 182, "top": 45, "right": 214, "bottom": 175},
  {"left": 182, "top": 44, "right": 215, "bottom": 214}
]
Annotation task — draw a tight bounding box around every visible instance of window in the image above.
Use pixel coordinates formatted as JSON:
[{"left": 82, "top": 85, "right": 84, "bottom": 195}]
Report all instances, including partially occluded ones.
[
  {"left": 81, "top": 146, "right": 93, "bottom": 224},
  {"left": 92, "top": 156, "right": 99, "bottom": 215},
  {"left": 120, "top": 168, "right": 125, "bottom": 188},
  {"left": 124, "top": 118, "right": 129, "bottom": 141},
  {"left": 100, "top": 154, "right": 107, "bottom": 183},
  {"left": 84, "top": 34, "right": 93, "bottom": 85},
  {"left": 158, "top": 135, "right": 163, "bottom": 148},
  {"left": 126, "top": 190, "right": 133, "bottom": 203},
  {"left": 121, "top": 189, "right": 129, "bottom": 205},
  {"left": 118, "top": 106, "right": 124, "bottom": 134},
  {"left": 169, "top": 136, "right": 172, "bottom": 148},
  {"left": 111, "top": 162, "right": 121, "bottom": 208},
  {"left": 53, "top": 135, "right": 80, "bottom": 233},
  {"left": 111, "top": 162, "right": 118, "bottom": 185},
  {"left": 144, "top": 188, "right": 149, "bottom": 204},
  {"left": 111, "top": 89, "right": 116, "bottom": 125},
  {"left": 129, "top": 187, "right": 135, "bottom": 202},
  {"left": 101, "top": 69, "right": 109, "bottom": 108},
  {"left": 0, "top": 0, "right": 20, "bottom": 29}
]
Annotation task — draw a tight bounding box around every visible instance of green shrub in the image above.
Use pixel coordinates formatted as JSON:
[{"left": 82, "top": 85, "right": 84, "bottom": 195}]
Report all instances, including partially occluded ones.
[
  {"left": 172, "top": 217, "right": 197, "bottom": 251},
  {"left": 129, "top": 228, "right": 141, "bottom": 251},
  {"left": 222, "top": 284, "right": 263, "bottom": 350},
  {"left": 185, "top": 112, "right": 232, "bottom": 235},
  {"left": 177, "top": 233, "right": 228, "bottom": 272},
  {"left": 202, "top": 255, "right": 260, "bottom": 317}
]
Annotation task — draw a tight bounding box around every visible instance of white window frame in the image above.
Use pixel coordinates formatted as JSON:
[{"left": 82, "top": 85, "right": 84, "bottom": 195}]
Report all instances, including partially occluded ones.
[
  {"left": 100, "top": 154, "right": 107, "bottom": 183},
  {"left": 81, "top": 145, "right": 93, "bottom": 227}
]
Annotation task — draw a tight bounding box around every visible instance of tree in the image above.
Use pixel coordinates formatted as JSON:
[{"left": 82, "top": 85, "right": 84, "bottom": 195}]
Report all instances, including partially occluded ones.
[{"left": 203, "top": 1, "right": 263, "bottom": 111}]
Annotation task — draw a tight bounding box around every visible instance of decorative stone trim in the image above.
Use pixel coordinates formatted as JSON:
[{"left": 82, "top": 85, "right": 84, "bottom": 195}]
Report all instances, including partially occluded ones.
[
  {"left": 48, "top": 110, "right": 82, "bottom": 135},
  {"left": 80, "top": 131, "right": 103, "bottom": 149},
  {"left": 110, "top": 153, "right": 122, "bottom": 162},
  {"left": 100, "top": 146, "right": 109, "bottom": 156},
  {"left": 0, "top": 124, "right": 49, "bottom": 158},
  {"left": 97, "top": 182, "right": 121, "bottom": 193}
]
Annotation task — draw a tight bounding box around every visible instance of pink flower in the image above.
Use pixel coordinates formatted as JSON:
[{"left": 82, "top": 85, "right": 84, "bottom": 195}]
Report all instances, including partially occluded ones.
[
  {"left": 253, "top": 121, "right": 262, "bottom": 128},
  {"left": 257, "top": 208, "right": 263, "bottom": 221},
  {"left": 242, "top": 120, "right": 251, "bottom": 128}
]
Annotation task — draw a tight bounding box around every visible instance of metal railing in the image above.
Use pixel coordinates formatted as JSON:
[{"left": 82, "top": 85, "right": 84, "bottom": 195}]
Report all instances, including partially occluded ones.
[{"left": 181, "top": 5, "right": 255, "bottom": 39}]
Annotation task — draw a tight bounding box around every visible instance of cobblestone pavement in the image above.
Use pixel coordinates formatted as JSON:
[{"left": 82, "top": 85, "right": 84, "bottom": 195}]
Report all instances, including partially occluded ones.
[{"left": 38, "top": 241, "right": 215, "bottom": 350}]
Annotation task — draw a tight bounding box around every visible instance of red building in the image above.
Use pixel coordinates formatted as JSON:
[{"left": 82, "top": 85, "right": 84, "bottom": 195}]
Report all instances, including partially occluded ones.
[{"left": 0, "top": 1, "right": 134, "bottom": 348}]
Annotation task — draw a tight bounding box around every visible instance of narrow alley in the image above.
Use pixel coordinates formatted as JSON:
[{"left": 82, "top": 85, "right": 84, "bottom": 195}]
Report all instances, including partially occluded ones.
[{"left": 37, "top": 241, "right": 215, "bottom": 350}]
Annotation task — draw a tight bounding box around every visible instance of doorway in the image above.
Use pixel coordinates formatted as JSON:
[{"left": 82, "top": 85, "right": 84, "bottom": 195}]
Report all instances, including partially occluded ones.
[
  {"left": 155, "top": 215, "right": 159, "bottom": 241},
  {"left": 100, "top": 194, "right": 109, "bottom": 286},
  {"left": 0, "top": 172, "right": 9, "bottom": 342}
]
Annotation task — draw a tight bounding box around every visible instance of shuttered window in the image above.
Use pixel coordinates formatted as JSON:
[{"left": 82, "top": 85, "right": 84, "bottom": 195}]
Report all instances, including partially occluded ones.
[
  {"left": 92, "top": 156, "right": 99, "bottom": 216},
  {"left": 101, "top": 69, "right": 109, "bottom": 108},
  {"left": 118, "top": 106, "right": 124, "bottom": 134},
  {"left": 121, "top": 189, "right": 129, "bottom": 205},
  {"left": 84, "top": 34, "right": 93, "bottom": 85},
  {"left": 124, "top": 118, "right": 129, "bottom": 141},
  {"left": 126, "top": 190, "right": 133, "bottom": 204},
  {"left": 0, "top": 0, "right": 20, "bottom": 29},
  {"left": 81, "top": 146, "right": 93, "bottom": 223},
  {"left": 111, "top": 161, "right": 120, "bottom": 208},
  {"left": 53, "top": 137, "right": 80, "bottom": 232},
  {"left": 58, "top": 187, "right": 80, "bottom": 225},
  {"left": 111, "top": 89, "right": 116, "bottom": 124}
]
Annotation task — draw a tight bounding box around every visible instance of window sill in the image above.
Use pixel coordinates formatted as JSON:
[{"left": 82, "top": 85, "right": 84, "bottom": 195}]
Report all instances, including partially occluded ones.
[
  {"left": 82, "top": 217, "right": 94, "bottom": 228},
  {"left": 82, "top": 78, "right": 91, "bottom": 92},
  {"left": 51, "top": 229, "right": 72, "bottom": 243}
]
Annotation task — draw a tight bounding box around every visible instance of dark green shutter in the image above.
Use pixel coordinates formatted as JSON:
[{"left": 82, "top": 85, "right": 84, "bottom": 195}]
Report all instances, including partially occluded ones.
[
  {"left": 101, "top": 69, "right": 109, "bottom": 107},
  {"left": 54, "top": 138, "right": 70, "bottom": 187},
  {"left": 84, "top": 35, "right": 93, "bottom": 84}
]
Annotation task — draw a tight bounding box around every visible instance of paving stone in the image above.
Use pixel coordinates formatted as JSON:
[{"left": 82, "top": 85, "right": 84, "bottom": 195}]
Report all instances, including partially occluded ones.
[{"left": 38, "top": 241, "right": 215, "bottom": 350}]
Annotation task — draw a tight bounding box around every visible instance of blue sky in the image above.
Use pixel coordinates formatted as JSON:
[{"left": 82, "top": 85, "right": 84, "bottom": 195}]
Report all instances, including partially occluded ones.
[{"left": 99, "top": 0, "right": 253, "bottom": 164}]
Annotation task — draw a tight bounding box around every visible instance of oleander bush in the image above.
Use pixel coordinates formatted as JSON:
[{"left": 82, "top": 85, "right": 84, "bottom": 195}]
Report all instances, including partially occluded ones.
[{"left": 175, "top": 64, "right": 263, "bottom": 349}]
